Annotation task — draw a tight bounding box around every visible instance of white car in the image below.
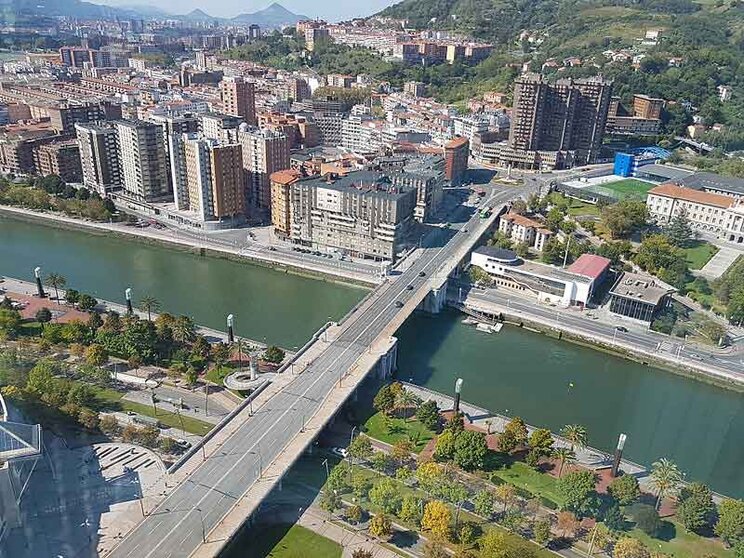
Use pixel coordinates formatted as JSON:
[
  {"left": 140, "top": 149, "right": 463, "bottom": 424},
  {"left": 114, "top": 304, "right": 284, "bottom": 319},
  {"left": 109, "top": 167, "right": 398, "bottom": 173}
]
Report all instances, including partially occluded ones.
[{"left": 330, "top": 447, "right": 348, "bottom": 458}]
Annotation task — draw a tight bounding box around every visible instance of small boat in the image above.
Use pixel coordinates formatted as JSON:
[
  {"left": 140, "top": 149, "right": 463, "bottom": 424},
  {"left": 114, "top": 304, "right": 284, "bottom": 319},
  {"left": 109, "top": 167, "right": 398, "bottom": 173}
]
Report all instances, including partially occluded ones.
[
  {"left": 475, "top": 322, "right": 504, "bottom": 334},
  {"left": 462, "top": 317, "right": 478, "bottom": 325}
]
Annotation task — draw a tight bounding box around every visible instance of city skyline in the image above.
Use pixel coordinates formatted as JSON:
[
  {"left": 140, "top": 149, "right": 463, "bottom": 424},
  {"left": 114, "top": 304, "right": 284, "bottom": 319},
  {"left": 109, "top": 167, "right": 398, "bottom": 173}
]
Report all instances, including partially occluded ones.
[{"left": 95, "top": 0, "right": 399, "bottom": 21}]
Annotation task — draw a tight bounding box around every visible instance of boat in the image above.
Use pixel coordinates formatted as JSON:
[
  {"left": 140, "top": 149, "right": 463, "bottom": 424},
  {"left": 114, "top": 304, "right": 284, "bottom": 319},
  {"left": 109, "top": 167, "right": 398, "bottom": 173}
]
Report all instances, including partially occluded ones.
[
  {"left": 462, "top": 317, "right": 478, "bottom": 325},
  {"left": 475, "top": 322, "right": 504, "bottom": 334}
]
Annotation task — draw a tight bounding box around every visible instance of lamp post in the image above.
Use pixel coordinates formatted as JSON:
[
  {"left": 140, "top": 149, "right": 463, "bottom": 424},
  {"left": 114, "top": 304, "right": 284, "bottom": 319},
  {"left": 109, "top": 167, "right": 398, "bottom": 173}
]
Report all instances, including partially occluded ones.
[
  {"left": 195, "top": 507, "right": 206, "bottom": 543},
  {"left": 453, "top": 378, "right": 463, "bottom": 415},
  {"left": 33, "top": 267, "right": 45, "bottom": 298},
  {"left": 227, "top": 314, "right": 235, "bottom": 344},
  {"left": 610, "top": 433, "right": 627, "bottom": 477},
  {"left": 125, "top": 288, "right": 133, "bottom": 314}
]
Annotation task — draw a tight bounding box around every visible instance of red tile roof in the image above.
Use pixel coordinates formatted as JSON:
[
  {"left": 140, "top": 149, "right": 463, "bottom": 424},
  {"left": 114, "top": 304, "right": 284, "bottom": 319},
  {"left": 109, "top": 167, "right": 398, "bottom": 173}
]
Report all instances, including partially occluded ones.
[
  {"left": 567, "top": 253, "right": 612, "bottom": 280},
  {"left": 648, "top": 183, "right": 733, "bottom": 209}
]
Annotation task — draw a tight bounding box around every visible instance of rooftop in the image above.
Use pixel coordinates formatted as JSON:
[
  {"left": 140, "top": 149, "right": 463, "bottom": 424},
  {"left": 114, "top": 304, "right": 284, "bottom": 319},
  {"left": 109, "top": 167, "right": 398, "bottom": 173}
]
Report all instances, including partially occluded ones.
[
  {"left": 299, "top": 170, "right": 415, "bottom": 199},
  {"left": 567, "top": 253, "right": 612, "bottom": 280},
  {"left": 636, "top": 164, "right": 694, "bottom": 181},
  {"left": 678, "top": 171, "right": 744, "bottom": 196},
  {"left": 609, "top": 271, "right": 675, "bottom": 305},
  {"left": 648, "top": 183, "right": 733, "bottom": 209}
]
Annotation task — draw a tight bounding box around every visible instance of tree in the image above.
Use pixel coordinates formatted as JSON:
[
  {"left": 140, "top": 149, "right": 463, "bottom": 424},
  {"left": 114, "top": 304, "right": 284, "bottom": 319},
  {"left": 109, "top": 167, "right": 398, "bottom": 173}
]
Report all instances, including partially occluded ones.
[
  {"left": 417, "top": 399, "right": 440, "bottom": 430},
  {"left": 78, "top": 408, "right": 99, "bottom": 430},
  {"left": 369, "top": 478, "right": 402, "bottom": 514},
  {"left": 65, "top": 288, "right": 80, "bottom": 305},
  {"left": 677, "top": 482, "right": 715, "bottom": 534},
  {"left": 373, "top": 384, "right": 396, "bottom": 415},
  {"left": 351, "top": 475, "right": 371, "bottom": 501},
  {"left": 45, "top": 272, "right": 67, "bottom": 301},
  {"left": 138, "top": 296, "right": 161, "bottom": 321},
  {"left": 326, "top": 462, "right": 351, "bottom": 493},
  {"left": 85, "top": 343, "right": 109, "bottom": 366},
  {"left": 557, "top": 510, "right": 580, "bottom": 538},
  {"left": 87, "top": 312, "right": 103, "bottom": 332},
  {"left": 473, "top": 489, "right": 495, "bottom": 519},
  {"left": 601, "top": 199, "right": 648, "bottom": 239},
  {"left": 533, "top": 517, "right": 552, "bottom": 546},
  {"left": 395, "top": 387, "right": 419, "bottom": 420},
  {"left": 557, "top": 470, "right": 599, "bottom": 518},
  {"left": 263, "top": 345, "right": 285, "bottom": 364},
  {"left": 351, "top": 549, "right": 373, "bottom": 558},
  {"left": 613, "top": 537, "right": 651, "bottom": 558},
  {"left": 560, "top": 424, "right": 588, "bottom": 451},
  {"left": 320, "top": 490, "right": 341, "bottom": 517},
  {"left": 603, "top": 504, "right": 627, "bottom": 532},
  {"left": 416, "top": 461, "right": 447, "bottom": 495},
  {"left": 715, "top": 499, "right": 744, "bottom": 546},
  {"left": 434, "top": 429, "right": 457, "bottom": 462},
  {"left": 454, "top": 430, "right": 488, "bottom": 471},
  {"left": 346, "top": 504, "right": 363, "bottom": 524},
  {"left": 586, "top": 522, "right": 614, "bottom": 555},
  {"left": 635, "top": 235, "right": 689, "bottom": 289},
  {"left": 665, "top": 210, "right": 694, "bottom": 247},
  {"left": 528, "top": 428, "right": 554, "bottom": 456},
  {"left": 0, "top": 308, "right": 22, "bottom": 339},
  {"left": 159, "top": 437, "right": 176, "bottom": 454},
  {"left": 399, "top": 495, "right": 423, "bottom": 527},
  {"left": 632, "top": 504, "right": 661, "bottom": 536},
  {"left": 650, "top": 458, "right": 683, "bottom": 510},
  {"left": 348, "top": 435, "right": 372, "bottom": 462},
  {"left": 35, "top": 307, "right": 52, "bottom": 325},
  {"left": 499, "top": 416, "right": 528, "bottom": 453},
  {"left": 77, "top": 293, "right": 98, "bottom": 312},
  {"left": 553, "top": 447, "right": 576, "bottom": 478},
  {"left": 370, "top": 451, "right": 391, "bottom": 475},
  {"left": 171, "top": 315, "right": 196, "bottom": 345},
  {"left": 422, "top": 500, "right": 451, "bottom": 541},
  {"left": 494, "top": 483, "right": 516, "bottom": 515},
  {"left": 184, "top": 367, "right": 198, "bottom": 387},
  {"left": 368, "top": 513, "right": 392, "bottom": 540},
  {"left": 608, "top": 474, "right": 641, "bottom": 505},
  {"left": 480, "top": 530, "right": 538, "bottom": 557},
  {"left": 99, "top": 415, "right": 120, "bottom": 436},
  {"left": 392, "top": 439, "right": 413, "bottom": 463}
]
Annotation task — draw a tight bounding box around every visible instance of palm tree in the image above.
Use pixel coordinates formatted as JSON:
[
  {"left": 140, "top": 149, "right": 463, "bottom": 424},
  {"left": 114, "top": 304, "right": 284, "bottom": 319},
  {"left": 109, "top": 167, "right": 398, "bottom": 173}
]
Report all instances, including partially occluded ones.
[
  {"left": 45, "top": 273, "right": 67, "bottom": 302},
  {"left": 494, "top": 483, "right": 516, "bottom": 516},
  {"left": 650, "top": 458, "right": 683, "bottom": 510},
  {"left": 396, "top": 388, "right": 417, "bottom": 421},
  {"left": 138, "top": 295, "right": 161, "bottom": 321},
  {"left": 553, "top": 447, "right": 576, "bottom": 478},
  {"left": 560, "top": 424, "right": 588, "bottom": 452},
  {"left": 172, "top": 315, "right": 196, "bottom": 345}
]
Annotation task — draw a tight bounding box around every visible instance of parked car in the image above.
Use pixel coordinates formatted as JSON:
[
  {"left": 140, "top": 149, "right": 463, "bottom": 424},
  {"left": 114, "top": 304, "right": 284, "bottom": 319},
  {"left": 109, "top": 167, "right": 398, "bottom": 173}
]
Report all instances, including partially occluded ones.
[{"left": 330, "top": 447, "right": 348, "bottom": 458}]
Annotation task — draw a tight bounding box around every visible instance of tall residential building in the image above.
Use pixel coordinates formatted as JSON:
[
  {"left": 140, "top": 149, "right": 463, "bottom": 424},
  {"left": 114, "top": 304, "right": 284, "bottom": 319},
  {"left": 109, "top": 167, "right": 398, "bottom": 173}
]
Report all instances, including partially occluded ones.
[
  {"left": 239, "top": 128, "right": 290, "bottom": 217},
  {"left": 280, "top": 170, "right": 416, "bottom": 260},
  {"left": 75, "top": 123, "right": 121, "bottom": 195},
  {"left": 153, "top": 114, "right": 201, "bottom": 208},
  {"left": 176, "top": 136, "right": 245, "bottom": 224},
  {"left": 116, "top": 120, "right": 170, "bottom": 202},
  {"left": 305, "top": 27, "right": 330, "bottom": 51},
  {"left": 270, "top": 169, "right": 303, "bottom": 239},
  {"left": 507, "top": 74, "right": 612, "bottom": 168},
  {"left": 444, "top": 137, "right": 470, "bottom": 186},
  {"left": 200, "top": 113, "right": 243, "bottom": 141},
  {"left": 633, "top": 94, "right": 664, "bottom": 120},
  {"left": 33, "top": 140, "right": 82, "bottom": 183},
  {"left": 219, "top": 76, "right": 256, "bottom": 125}
]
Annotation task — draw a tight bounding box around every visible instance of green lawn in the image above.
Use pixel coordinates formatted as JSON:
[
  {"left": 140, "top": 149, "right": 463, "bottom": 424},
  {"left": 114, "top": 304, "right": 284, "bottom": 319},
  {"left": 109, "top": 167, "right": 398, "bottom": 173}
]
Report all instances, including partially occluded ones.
[
  {"left": 490, "top": 461, "right": 566, "bottom": 508},
  {"left": 592, "top": 178, "right": 655, "bottom": 199},
  {"left": 567, "top": 199, "right": 600, "bottom": 217},
  {"left": 362, "top": 412, "right": 435, "bottom": 452},
  {"left": 682, "top": 240, "right": 719, "bottom": 270},
  {"left": 242, "top": 524, "right": 342, "bottom": 558},
  {"left": 630, "top": 520, "right": 733, "bottom": 558},
  {"left": 87, "top": 383, "right": 213, "bottom": 436}
]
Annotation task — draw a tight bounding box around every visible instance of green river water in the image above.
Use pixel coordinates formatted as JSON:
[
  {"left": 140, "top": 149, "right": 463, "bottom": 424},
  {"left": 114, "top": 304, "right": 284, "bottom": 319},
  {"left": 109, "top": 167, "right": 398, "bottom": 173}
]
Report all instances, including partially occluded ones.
[{"left": 1, "top": 215, "right": 742, "bottom": 497}]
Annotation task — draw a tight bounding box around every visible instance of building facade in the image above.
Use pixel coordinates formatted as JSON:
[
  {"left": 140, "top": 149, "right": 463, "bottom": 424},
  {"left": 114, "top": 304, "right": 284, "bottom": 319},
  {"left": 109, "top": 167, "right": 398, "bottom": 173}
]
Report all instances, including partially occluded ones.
[
  {"left": 116, "top": 120, "right": 170, "bottom": 202},
  {"left": 238, "top": 127, "right": 290, "bottom": 217},
  {"left": 75, "top": 123, "right": 121, "bottom": 195},
  {"left": 219, "top": 76, "right": 256, "bottom": 126}
]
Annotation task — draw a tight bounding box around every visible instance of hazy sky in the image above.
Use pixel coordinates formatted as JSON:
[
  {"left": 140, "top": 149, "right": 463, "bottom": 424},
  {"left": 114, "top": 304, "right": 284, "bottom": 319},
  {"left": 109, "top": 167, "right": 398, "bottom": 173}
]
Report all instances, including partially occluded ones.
[{"left": 101, "top": 0, "right": 400, "bottom": 21}]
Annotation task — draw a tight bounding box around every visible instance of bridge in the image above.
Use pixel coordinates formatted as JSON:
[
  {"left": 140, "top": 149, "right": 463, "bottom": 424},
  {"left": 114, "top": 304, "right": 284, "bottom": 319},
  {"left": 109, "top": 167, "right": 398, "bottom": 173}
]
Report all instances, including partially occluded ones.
[{"left": 105, "top": 185, "right": 524, "bottom": 558}]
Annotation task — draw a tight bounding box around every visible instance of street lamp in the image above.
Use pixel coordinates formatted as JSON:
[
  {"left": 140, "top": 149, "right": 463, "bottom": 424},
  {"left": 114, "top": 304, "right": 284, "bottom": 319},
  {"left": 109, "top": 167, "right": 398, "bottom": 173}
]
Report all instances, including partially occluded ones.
[
  {"left": 453, "top": 378, "right": 463, "bottom": 414},
  {"left": 125, "top": 287, "right": 133, "bottom": 314},
  {"left": 33, "top": 266, "right": 46, "bottom": 298},
  {"left": 610, "top": 433, "right": 627, "bottom": 477},
  {"left": 195, "top": 507, "right": 206, "bottom": 543},
  {"left": 227, "top": 314, "right": 235, "bottom": 344}
]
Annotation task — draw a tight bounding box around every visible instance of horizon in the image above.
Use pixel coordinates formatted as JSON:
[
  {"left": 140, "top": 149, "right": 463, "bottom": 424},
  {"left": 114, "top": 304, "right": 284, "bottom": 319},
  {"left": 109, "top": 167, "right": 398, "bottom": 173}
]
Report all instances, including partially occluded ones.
[{"left": 94, "top": 0, "right": 400, "bottom": 21}]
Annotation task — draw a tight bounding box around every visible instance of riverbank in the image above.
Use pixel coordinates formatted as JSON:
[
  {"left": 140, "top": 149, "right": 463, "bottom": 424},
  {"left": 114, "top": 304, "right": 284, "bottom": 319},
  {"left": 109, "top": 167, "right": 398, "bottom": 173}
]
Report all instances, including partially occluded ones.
[
  {"left": 453, "top": 298, "right": 744, "bottom": 393},
  {"left": 0, "top": 205, "right": 379, "bottom": 289}
]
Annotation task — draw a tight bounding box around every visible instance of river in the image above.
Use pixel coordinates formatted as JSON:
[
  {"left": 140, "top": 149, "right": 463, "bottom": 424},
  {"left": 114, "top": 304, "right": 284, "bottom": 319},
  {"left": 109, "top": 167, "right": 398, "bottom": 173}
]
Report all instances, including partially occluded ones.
[{"left": 1, "top": 214, "right": 742, "bottom": 497}]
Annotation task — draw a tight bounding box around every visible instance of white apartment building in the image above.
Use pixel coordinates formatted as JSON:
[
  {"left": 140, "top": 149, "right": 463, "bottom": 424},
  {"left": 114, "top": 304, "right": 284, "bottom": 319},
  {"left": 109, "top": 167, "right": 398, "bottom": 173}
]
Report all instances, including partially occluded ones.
[
  {"left": 498, "top": 212, "right": 553, "bottom": 251},
  {"left": 453, "top": 115, "right": 489, "bottom": 144},
  {"left": 341, "top": 115, "right": 384, "bottom": 155},
  {"left": 115, "top": 119, "right": 170, "bottom": 202}
]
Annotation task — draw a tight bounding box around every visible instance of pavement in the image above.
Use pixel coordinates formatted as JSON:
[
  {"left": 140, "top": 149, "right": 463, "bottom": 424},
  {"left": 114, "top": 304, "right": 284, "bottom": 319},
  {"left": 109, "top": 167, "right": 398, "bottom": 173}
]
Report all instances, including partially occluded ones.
[
  {"left": 104, "top": 184, "right": 527, "bottom": 558},
  {"left": 455, "top": 285, "right": 744, "bottom": 387},
  {"left": 123, "top": 384, "right": 232, "bottom": 425},
  {"left": 699, "top": 245, "right": 741, "bottom": 279}
]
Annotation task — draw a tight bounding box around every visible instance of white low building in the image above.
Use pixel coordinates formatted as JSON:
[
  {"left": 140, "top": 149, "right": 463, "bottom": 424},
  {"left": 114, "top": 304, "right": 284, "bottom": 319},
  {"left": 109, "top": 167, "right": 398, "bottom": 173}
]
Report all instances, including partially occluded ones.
[
  {"left": 498, "top": 212, "right": 553, "bottom": 251},
  {"left": 470, "top": 248, "right": 610, "bottom": 308}
]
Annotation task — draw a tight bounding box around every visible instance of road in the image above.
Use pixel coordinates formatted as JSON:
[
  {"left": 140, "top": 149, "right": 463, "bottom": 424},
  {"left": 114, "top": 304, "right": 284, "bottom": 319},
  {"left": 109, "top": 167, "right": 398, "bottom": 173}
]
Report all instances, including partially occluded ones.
[
  {"left": 106, "top": 184, "right": 524, "bottom": 558},
  {"left": 458, "top": 286, "right": 744, "bottom": 384}
]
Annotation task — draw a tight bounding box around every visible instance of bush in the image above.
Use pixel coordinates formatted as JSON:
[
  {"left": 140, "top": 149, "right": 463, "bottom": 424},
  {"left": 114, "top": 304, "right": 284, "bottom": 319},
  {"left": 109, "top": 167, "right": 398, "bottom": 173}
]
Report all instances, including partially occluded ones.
[
  {"left": 629, "top": 504, "right": 661, "bottom": 536},
  {"left": 608, "top": 474, "right": 641, "bottom": 505}
]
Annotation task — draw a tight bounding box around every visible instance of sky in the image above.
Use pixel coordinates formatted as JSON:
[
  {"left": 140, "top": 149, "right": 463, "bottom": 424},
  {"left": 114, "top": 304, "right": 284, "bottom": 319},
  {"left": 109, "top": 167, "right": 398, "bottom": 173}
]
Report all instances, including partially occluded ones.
[{"left": 98, "top": 0, "right": 400, "bottom": 21}]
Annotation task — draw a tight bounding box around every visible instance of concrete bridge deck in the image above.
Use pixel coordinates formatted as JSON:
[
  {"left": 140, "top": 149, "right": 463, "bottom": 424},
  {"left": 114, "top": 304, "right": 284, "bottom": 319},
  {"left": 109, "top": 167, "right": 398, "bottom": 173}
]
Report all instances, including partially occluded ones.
[{"left": 104, "top": 186, "right": 522, "bottom": 558}]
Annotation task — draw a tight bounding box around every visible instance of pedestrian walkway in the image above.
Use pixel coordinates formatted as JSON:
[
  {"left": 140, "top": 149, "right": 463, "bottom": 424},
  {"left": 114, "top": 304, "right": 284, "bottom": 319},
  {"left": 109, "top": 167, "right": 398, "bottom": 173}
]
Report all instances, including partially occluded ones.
[{"left": 699, "top": 245, "right": 741, "bottom": 279}]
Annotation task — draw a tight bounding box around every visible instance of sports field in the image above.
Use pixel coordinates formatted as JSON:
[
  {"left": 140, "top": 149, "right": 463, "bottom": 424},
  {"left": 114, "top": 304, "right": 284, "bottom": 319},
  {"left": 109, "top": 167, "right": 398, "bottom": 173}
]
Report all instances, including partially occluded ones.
[{"left": 590, "top": 178, "right": 655, "bottom": 198}]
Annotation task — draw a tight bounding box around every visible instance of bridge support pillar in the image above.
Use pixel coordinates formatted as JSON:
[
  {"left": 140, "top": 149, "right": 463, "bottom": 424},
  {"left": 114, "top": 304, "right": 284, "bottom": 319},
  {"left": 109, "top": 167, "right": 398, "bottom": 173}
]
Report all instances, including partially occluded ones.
[
  {"left": 374, "top": 337, "right": 398, "bottom": 379},
  {"left": 420, "top": 281, "right": 448, "bottom": 314}
]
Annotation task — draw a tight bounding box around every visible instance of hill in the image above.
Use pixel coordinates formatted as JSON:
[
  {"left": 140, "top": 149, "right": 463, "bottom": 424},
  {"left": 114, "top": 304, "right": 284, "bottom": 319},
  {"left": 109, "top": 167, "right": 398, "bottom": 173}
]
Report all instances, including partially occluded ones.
[{"left": 232, "top": 2, "right": 308, "bottom": 26}]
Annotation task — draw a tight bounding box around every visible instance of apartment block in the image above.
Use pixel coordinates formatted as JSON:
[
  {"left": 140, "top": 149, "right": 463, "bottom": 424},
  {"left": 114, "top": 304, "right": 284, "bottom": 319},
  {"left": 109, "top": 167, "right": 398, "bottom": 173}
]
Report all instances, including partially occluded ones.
[
  {"left": 444, "top": 137, "right": 469, "bottom": 186},
  {"left": 238, "top": 127, "right": 290, "bottom": 217},
  {"left": 269, "top": 169, "right": 303, "bottom": 239},
  {"left": 75, "top": 123, "right": 121, "bottom": 195},
  {"left": 116, "top": 119, "right": 170, "bottom": 202},
  {"left": 219, "top": 76, "right": 256, "bottom": 125},
  {"left": 33, "top": 140, "right": 82, "bottom": 183},
  {"left": 498, "top": 212, "right": 553, "bottom": 251}
]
